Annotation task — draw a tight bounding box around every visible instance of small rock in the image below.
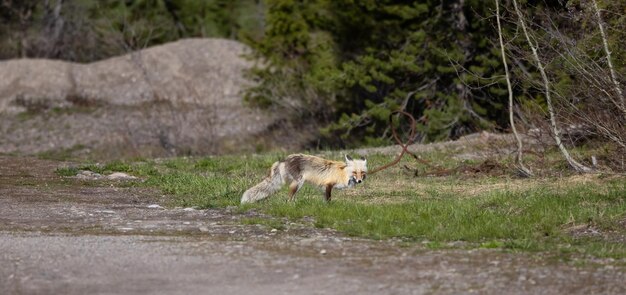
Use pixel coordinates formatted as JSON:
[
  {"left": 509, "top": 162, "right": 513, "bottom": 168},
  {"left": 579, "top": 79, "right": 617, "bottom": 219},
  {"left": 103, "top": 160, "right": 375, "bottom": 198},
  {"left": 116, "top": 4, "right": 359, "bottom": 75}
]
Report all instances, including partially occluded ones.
[
  {"left": 198, "top": 227, "right": 209, "bottom": 232},
  {"left": 119, "top": 227, "right": 134, "bottom": 231},
  {"left": 107, "top": 172, "right": 138, "bottom": 180},
  {"left": 147, "top": 204, "right": 163, "bottom": 209},
  {"left": 183, "top": 207, "right": 196, "bottom": 212},
  {"left": 96, "top": 210, "right": 116, "bottom": 214},
  {"left": 270, "top": 228, "right": 278, "bottom": 232},
  {"left": 320, "top": 249, "right": 327, "bottom": 255},
  {"left": 75, "top": 170, "right": 103, "bottom": 180},
  {"left": 183, "top": 222, "right": 191, "bottom": 225}
]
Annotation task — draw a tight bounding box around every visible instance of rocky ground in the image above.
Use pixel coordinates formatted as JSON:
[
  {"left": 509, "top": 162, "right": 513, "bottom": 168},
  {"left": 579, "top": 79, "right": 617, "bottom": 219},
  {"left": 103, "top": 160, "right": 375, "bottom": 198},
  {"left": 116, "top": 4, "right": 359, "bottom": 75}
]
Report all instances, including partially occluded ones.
[
  {"left": 1, "top": 155, "right": 625, "bottom": 295},
  {"left": 0, "top": 39, "right": 305, "bottom": 158}
]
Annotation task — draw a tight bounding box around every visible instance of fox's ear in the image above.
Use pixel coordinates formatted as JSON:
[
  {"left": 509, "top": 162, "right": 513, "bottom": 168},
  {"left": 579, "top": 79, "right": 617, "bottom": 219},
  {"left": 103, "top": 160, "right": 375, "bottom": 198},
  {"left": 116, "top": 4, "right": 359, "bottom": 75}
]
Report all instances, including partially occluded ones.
[
  {"left": 345, "top": 154, "right": 353, "bottom": 162},
  {"left": 360, "top": 156, "right": 366, "bottom": 161}
]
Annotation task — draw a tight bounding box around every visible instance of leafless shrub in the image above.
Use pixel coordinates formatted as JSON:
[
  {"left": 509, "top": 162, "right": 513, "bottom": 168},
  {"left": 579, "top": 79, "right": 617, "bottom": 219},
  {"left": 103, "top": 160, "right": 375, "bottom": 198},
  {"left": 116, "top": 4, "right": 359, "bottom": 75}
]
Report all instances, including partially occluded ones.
[
  {"left": 546, "top": 4, "right": 626, "bottom": 154},
  {"left": 512, "top": 0, "right": 593, "bottom": 173},
  {"left": 502, "top": 0, "right": 625, "bottom": 172}
]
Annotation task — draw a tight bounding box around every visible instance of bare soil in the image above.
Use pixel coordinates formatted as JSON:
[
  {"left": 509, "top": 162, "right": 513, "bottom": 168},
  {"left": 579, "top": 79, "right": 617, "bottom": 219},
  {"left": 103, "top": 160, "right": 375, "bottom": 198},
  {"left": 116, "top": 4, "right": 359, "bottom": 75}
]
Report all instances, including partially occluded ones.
[{"left": 1, "top": 156, "right": 625, "bottom": 295}]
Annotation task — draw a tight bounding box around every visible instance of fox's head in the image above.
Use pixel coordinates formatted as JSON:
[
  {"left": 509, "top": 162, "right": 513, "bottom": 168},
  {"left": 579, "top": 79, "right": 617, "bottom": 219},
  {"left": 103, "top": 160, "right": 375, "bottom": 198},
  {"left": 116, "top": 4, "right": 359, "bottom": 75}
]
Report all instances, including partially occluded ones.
[{"left": 345, "top": 155, "right": 367, "bottom": 187}]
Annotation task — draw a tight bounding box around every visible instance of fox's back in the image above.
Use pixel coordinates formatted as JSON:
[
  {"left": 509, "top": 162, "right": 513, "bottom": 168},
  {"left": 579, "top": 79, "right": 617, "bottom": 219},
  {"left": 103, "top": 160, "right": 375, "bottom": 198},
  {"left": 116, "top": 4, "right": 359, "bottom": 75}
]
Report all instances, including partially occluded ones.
[{"left": 284, "top": 154, "right": 347, "bottom": 186}]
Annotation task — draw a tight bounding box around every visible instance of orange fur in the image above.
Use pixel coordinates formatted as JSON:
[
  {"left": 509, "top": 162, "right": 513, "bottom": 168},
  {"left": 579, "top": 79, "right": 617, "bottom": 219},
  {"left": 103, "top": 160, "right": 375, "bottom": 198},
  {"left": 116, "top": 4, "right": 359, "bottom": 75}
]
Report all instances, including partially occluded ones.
[{"left": 241, "top": 154, "right": 367, "bottom": 204}]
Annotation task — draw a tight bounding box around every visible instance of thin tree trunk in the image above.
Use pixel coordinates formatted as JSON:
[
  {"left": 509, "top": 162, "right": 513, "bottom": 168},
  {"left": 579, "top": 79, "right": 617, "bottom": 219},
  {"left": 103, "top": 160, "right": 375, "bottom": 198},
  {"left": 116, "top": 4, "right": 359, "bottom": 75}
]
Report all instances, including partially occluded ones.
[
  {"left": 512, "top": 0, "right": 592, "bottom": 173},
  {"left": 495, "top": 0, "right": 532, "bottom": 177},
  {"left": 592, "top": 0, "right": 625, "bottom": 115},
  {"left": 42, "top": 0, "right": 64, "bottom": 57}
]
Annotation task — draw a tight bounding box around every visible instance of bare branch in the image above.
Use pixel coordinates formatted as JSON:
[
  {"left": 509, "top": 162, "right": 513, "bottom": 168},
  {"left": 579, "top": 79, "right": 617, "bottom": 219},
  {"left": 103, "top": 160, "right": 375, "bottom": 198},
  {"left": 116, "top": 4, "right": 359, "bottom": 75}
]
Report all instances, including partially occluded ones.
[{"left": 512, "top": 0, "right": 592, "bottom": 173}]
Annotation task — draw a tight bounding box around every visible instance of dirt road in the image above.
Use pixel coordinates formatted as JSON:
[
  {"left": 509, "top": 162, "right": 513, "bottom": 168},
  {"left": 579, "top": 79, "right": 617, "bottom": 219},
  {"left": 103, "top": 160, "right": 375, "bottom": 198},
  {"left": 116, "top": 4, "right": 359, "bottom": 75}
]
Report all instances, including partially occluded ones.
[{"left": 1, "top": 156, "right": 625, "bottom": 294}]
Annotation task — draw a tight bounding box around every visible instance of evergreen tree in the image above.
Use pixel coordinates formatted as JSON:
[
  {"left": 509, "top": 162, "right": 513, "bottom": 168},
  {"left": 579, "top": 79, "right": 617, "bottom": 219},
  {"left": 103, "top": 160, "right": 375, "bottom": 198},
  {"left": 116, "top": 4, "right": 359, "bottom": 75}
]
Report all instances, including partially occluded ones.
[
  {"left": 0, "top": 0, "right": 264, "bottom": 61},
  {"left": 248, "top": 0, "right": 511, "bottom": 146}
]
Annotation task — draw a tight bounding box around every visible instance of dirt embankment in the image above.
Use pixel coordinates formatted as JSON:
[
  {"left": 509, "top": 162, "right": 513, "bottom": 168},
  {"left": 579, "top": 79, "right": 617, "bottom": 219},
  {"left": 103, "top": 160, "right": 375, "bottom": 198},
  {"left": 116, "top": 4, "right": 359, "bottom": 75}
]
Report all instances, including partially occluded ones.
[{"left": 0, "top": 38, "right": 301, "bottom": 159}]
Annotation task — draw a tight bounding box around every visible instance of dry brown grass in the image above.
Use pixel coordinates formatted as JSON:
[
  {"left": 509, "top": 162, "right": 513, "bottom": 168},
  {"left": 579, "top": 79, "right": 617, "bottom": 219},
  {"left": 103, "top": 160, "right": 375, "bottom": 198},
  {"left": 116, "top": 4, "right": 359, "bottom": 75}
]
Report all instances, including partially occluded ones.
[{"left": 343, "top": 171, "right": 624, "bottom": 205}]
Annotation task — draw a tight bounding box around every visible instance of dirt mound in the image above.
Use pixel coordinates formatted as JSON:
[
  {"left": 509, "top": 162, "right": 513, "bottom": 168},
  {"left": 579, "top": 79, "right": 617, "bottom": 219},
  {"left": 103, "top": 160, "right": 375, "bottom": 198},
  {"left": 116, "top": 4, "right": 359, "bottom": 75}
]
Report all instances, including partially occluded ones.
[{"left": 0, "top": 38, "right": 294, "bottom": 157}]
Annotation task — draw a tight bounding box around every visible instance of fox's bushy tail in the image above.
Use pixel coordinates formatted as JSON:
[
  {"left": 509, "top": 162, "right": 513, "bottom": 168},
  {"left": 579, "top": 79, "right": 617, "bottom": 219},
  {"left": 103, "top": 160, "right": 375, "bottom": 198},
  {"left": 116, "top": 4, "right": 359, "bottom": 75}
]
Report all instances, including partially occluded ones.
[{"left": 241, "top": 161, "right": 285, "bottom": 204}]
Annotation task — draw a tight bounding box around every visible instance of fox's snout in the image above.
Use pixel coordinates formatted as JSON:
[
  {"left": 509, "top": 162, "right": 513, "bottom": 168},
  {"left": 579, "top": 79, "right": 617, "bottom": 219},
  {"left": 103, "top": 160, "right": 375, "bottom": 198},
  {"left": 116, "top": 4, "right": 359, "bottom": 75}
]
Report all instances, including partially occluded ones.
[
  {"left": 348, "top": 174, "right": 365, "bottom": 187},
  {"left": 355, "top": 171, "right": 366, "bottom": 184}
]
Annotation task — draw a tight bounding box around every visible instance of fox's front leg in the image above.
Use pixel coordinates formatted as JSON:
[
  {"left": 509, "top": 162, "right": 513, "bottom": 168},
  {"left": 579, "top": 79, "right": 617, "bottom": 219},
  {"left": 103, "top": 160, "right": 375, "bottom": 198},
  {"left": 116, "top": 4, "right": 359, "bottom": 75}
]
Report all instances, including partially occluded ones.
[{"left": 324, "top": 184, "right": 333, "bottom": 202}]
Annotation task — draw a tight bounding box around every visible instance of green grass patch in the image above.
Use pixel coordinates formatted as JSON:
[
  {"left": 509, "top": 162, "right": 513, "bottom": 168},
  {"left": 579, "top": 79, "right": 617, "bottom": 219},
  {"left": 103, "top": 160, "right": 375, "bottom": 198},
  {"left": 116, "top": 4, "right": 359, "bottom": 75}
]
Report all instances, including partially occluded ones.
[
  {"left": 84, "top": 152, "right": 626, "bottom": 258},
  {"left": 254, "top": 182, "right": 625, "bottom": 243},
  {"left": 55, "top": 159, "right": 158, "bottom": 177},
  {"left": 55, "top": 166, "right": 80, "bottom": 177}
]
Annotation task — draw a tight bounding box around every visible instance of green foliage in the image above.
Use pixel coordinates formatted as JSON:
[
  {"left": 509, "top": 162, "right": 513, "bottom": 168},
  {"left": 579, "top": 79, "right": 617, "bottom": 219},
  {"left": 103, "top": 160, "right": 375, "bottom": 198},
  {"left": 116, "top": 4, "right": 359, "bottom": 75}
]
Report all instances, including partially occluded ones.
[
  {"left": 3, "top": 0, "right": 624, "bottom": 149},
  {"left": 248, "top": 0, "right": 626, "bottom": 148},
  {"left": 0, "top": 0, "right": 264, "bottom": 61},
  {"left": 244, "top": 0, "right": 335, "bottom": 115},
  {"left": 95, "top": 0, "right": 264, "bottom": 49},
  {"left": 247, "top": 0, "right": 512, "bottom": 146}
]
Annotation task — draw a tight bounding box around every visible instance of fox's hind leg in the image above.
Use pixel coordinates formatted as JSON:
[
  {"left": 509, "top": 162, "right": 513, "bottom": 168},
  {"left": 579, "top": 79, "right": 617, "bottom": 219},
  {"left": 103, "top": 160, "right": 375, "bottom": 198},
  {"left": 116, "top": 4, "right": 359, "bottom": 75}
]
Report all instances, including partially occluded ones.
[{"left": 288, "top": 180, "right": 304, "bottom": 202}]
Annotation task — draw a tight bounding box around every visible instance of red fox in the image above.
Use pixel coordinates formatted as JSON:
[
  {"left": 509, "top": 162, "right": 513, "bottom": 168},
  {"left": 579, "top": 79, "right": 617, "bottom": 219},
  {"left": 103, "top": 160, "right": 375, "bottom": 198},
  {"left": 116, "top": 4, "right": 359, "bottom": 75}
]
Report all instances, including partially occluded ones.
[{"left": 241, "top": 154, "right": 367, "bottom": 204}]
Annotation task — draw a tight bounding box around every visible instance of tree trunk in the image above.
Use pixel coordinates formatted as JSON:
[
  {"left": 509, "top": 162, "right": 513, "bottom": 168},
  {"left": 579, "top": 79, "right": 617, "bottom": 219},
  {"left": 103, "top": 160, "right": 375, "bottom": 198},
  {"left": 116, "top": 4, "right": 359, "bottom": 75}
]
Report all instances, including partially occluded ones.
[
  {"left": 495, "top": 0, "right": 532, "bottom": 177},
  {"left": 42, "top": 0, "right": 64, "bottom": 57},
  {"left": 592, "top": 0, "right": 625, "bottom": 116}
]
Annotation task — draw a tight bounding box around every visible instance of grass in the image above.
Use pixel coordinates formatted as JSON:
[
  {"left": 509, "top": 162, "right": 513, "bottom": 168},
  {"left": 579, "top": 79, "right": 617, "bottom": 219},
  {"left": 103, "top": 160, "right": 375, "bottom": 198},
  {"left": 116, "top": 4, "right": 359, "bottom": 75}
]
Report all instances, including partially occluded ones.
[
  {"left": 55, "top": 159, "right": 156, "bottom": 177},
  {"left": 58, "top": 151, "right": 626, "bottom": 258}
]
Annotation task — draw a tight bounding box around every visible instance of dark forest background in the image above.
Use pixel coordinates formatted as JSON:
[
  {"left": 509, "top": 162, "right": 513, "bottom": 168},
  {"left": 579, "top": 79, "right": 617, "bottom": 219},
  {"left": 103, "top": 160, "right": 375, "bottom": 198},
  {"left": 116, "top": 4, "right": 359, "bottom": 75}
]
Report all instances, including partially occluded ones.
[{"left": 1, "top": 0, "right": 624, "bottom": 150}]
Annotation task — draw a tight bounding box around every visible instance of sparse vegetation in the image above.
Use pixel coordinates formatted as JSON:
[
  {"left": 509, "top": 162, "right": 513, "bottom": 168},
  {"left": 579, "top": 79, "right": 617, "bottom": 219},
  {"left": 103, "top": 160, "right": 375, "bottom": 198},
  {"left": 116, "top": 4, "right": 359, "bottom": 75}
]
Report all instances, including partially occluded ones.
[
  {"left": 55, "top": 166, "right": 80, "bottom": 177},
  {"left": 54, "top": 159, "right": 152, "bottom": 176},
  {"left": 80, "top": 148, "right": 626, "bottom": 259}
]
